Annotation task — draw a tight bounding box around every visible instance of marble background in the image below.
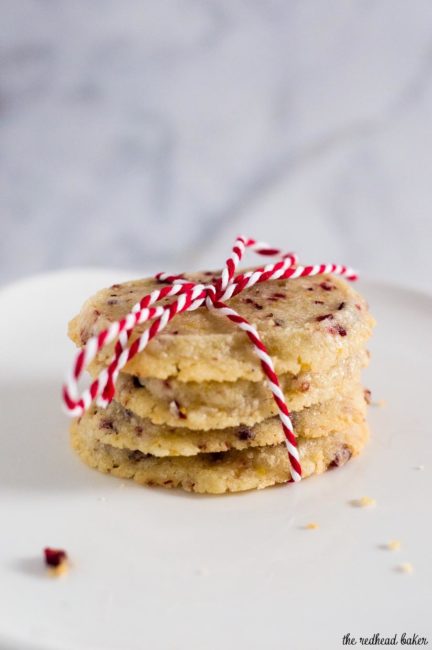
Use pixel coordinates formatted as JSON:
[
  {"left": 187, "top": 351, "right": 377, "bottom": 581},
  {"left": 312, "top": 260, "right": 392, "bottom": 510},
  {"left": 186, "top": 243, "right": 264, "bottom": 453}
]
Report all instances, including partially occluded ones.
[{"left": 2, "top": 0, "right": 432, "bottom": 291}]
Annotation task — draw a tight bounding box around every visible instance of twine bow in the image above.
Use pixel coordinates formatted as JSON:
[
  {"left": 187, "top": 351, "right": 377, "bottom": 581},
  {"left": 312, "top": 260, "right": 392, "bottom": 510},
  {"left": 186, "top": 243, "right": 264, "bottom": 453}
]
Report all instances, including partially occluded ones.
[{"left": 63, "top": 236, "right": 357, "bottom": 482}]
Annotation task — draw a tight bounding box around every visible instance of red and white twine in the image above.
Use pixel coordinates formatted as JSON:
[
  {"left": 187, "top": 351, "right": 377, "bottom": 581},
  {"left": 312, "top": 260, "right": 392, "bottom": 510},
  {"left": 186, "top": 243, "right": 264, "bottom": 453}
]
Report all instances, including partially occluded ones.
[{"left": 63, "top": 236, "right": 357, "bottom": 482}]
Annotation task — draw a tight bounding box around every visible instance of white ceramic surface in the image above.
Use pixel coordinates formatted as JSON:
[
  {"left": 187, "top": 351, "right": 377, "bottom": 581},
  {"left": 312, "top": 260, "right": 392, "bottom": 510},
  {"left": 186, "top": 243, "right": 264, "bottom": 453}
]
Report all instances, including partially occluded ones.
[{"left": 0, "top": 270, "right": 431, "bottom": 650}]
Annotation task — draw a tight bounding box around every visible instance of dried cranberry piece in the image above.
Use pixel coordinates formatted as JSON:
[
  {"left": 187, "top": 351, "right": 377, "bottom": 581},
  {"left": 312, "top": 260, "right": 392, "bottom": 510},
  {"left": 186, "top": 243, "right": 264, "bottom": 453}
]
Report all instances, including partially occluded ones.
[
  {"left": 300, "top": 381, "right": 310, "bottom": 392},
  {"left": 314, "top": 300, "right": 324, "bottom": 305},
  {"left": 319, "top": 281, "right": 334, "bottom": 291},
  {"left": 337, "top": 302, "right": 346, "bottom": 310},
  {"left": 364, "top": 389, "right": 372, "bottom": 405},
  {"left": 316, "top": 313, "right": 334, "bottom": 322},
  {"left": 328, "top": 324, "right": 347, "bottom": 336},
  {"left": 329, "top": 445, "right": 352, "bottom": 468},
  {"left": 245, "top": 298, "right": 263, "bottom": 310},
  {"left": 237, "top": 427, "right": 256, "bottom": 441},
  {"left": 44, "top": 548, "right": 67, "bottom": 568},
  {"left": 100, "top": 418, "right": 115, "bottom": 430},
  {"left": 107, "top": 299, "right": 118, "bottom": 305}
]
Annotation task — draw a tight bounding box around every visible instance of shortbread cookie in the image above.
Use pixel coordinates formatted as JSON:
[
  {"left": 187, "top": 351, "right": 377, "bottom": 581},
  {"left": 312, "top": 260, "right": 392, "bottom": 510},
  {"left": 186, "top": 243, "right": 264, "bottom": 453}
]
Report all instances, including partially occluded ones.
[
  {"left": 75, "top": 385, "right": 367, "bottom": 457},
  {"left": 69, "top": 272, "right": 374, "bottom": 382},
  {"left": 71, "top": 420, "right": 370, "bottom": 494},
  {"left": 113, "top": 350, "right": 368, "bottom": 430}
]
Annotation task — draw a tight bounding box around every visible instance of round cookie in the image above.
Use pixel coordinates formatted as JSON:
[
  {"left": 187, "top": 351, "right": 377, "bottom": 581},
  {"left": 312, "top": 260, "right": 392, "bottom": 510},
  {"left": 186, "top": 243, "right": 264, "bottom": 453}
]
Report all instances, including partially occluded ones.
[
  {"left": 70, "top": 420, "right": 370, "bottom": 494},
  {"left": 69, "top": 272, "right": 375, "bottom": 382},
  {"left": 78, "top": 384, "right": 368, "bottom": 456},
  {"left": 113, "top": 350, "right": 368, "bottom": 430}
]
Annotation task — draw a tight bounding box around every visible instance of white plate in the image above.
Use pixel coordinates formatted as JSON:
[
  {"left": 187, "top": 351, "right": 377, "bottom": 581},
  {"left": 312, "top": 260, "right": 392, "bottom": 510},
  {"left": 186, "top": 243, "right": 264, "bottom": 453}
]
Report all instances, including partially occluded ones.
[{"left": 0, "top": 270, "right": 431, "bottom": 650}]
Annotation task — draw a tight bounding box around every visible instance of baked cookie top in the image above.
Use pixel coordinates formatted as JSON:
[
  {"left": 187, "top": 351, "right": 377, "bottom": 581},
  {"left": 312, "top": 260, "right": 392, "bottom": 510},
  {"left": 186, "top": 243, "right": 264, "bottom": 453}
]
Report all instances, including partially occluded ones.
[{"left": 69, "top": 271, "right": 374, "bottom": 382}]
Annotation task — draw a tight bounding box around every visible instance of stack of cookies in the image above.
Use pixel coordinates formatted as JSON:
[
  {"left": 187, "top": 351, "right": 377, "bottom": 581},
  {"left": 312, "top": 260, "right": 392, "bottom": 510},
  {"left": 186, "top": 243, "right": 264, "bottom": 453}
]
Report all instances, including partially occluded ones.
[{"left": 69, "top": 271, "right": 375, "bottom": 494}]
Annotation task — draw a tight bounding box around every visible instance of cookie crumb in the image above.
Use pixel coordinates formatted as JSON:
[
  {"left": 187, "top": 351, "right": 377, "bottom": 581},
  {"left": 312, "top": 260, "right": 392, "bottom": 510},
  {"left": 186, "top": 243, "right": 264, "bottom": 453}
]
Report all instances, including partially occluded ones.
[
  {"left": 48, "top": 562, "right": 69, "bottom": 577},
  {"left": 305, "top": 522, "right": 319, "bottom": 530},
  {"left": 44, "top": 548, "right": 68, "bottom": 577},
  {"left": 396, "top": 562, "right": 413, "bottom": 574},
  {"left": 386, "top": 540, "right": 401, "bottom": 551},
  {"left": 351, "top": 496, "right": 376, "bottom": 508}
]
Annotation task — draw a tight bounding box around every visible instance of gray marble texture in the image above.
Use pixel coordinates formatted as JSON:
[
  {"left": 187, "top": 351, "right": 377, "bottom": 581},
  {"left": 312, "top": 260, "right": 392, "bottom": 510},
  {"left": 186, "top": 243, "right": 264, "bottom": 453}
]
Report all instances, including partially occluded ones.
[{"left": 1, "top": 0, "right": 432, "bottom": 291}]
